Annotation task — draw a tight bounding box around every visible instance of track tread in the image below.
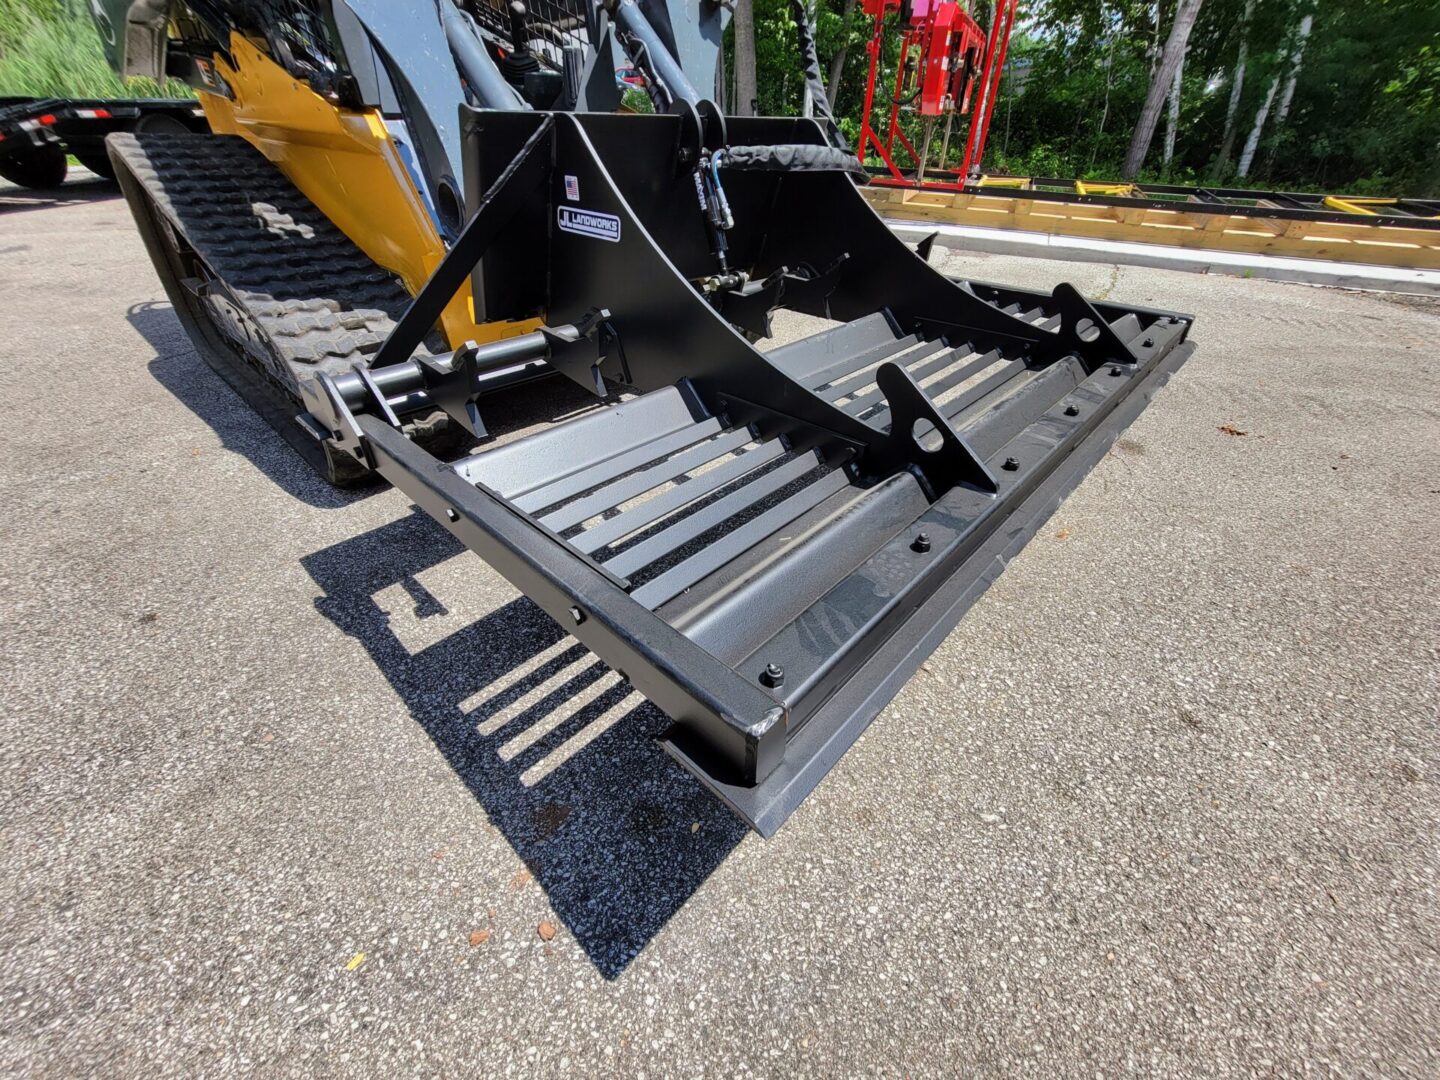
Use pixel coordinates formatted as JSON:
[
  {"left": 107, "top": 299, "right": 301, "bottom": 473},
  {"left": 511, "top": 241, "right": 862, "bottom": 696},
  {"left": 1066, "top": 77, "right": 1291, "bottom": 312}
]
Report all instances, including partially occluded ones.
[{"left": 107, "top": 131, "right": 427, "bottom": 387}]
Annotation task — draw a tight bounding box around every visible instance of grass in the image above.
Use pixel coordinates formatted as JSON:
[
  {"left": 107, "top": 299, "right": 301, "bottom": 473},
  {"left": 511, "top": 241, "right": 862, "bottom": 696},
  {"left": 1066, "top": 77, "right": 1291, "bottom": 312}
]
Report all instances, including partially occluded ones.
[{"left": 0, "top": 6, "right": 190, "bottom": 99}]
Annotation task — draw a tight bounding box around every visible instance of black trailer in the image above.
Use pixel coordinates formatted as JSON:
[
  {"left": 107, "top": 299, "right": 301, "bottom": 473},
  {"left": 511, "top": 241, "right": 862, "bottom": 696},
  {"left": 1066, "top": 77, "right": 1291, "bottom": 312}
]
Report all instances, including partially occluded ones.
[{"left": 0, "top": 96, "right": 206, "bottom": 189}]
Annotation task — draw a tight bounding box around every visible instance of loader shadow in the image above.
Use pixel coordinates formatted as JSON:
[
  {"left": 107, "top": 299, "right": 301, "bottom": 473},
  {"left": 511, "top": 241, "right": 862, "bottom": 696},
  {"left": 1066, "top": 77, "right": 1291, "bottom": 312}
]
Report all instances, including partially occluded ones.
[
  {"left": 301, "top": 509, "right": 748, "bottom": 979},
  {"left": 128, "top": 302, "right": 357, "bottom": 508},
  {"left": 0, "top": 176, "right": 119, "bottom": 213}
]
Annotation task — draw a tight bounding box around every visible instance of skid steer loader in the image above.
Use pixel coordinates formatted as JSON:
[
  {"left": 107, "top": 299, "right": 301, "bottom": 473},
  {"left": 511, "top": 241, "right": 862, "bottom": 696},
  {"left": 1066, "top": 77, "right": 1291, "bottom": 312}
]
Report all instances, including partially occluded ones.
[{"left": 94, "top": 0, "right": 1195, "bottom": 835}]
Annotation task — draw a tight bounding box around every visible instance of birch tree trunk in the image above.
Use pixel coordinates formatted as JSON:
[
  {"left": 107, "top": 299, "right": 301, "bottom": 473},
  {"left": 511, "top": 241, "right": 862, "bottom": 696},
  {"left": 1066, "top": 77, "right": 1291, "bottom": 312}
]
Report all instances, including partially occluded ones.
[
  {"left": 1273, "top": 12, "right": 1314, "bottom": 128},
  {"left": 1216, "top": 0, "right": 1256, "bottom": 171},
  {"left": 1163, "top": 50, "right": 1184, "bottom": 168},
  {"left": 734, "top": 0, "right": 757, "bottom": 117},
  {"left": 1122, "top": 0, "right": 1205, "bottom": 179},
  {"left": 1239, "top": 8, "right": 1313, "bottom": 178},
  {"left": 1237, "top": 73, "right": 1279, "bottom": 178}
]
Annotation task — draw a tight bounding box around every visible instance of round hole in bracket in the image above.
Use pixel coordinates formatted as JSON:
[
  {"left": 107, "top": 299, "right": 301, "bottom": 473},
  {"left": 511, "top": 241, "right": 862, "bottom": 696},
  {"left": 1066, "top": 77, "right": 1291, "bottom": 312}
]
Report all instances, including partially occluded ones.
[
  {"left": 911, "top": 417, "right": 944, "bottom": 454},
  {"left": 1075, "top": 317, "right": 1102, "bottom": 343},
  {"left": 435, "top": 178, "right": 464, "bottom": 237}
]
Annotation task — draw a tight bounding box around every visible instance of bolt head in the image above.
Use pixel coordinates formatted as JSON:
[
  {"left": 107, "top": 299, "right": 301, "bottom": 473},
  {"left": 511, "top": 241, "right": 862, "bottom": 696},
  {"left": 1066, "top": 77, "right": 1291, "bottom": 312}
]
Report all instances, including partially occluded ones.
[
  {"left": 1064, "top": 404, "right": 1079, "bottom": 417},
  {"left": 569, "top": 606, "right": 586, "bottom": 625},
  {"left": 760, "top": 662, "right": 785, "bottom": 688},
  {"left": 912, "top": 533, "right": 932, "bottom": 553},
  {"left": 1002, "top": 456, "right": 1019, "bottom": 471}
]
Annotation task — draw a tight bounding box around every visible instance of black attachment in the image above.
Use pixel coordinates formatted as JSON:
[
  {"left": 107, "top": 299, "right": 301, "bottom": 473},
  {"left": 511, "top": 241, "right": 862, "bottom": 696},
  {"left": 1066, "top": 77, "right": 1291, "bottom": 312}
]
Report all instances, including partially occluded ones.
[
  {"left": 719, "top": 143, "right": 867, "bottom": 179},
  {"left": 369, "top": 114, "right": 554, "bottom": 372},
  {"left": 296, "top": 107, "right": 1197, "bottom": 836},
  {"left": 786, "top": 0, "right": 847, "bottom": 150}
]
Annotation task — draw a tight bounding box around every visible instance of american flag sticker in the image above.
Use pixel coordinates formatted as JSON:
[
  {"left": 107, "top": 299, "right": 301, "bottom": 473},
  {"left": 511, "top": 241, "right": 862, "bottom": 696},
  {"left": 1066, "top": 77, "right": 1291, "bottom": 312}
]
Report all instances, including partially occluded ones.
[{"left": 563, "top": 174, "right": 580, "bottom": 201}]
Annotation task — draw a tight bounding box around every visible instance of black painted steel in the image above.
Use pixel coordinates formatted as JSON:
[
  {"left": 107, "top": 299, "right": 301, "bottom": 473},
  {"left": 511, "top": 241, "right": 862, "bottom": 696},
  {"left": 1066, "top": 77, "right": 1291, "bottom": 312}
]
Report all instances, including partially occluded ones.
[{"left": 297, "top": 104, "right": 1197, "bottom": 833}]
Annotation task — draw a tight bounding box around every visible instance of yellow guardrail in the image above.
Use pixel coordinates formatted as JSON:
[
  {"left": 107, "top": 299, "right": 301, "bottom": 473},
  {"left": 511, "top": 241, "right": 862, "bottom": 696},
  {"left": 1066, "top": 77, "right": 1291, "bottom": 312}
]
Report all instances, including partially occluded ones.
[
  {"left": 1076, "top": 180, "right": 1140, "bottom": 198},
  {"left": 975, "top": 175, "right": 1031, "bottom": 189},
  {"left": 1322, "top": 196, "right": 1397, "bottom": 216}
]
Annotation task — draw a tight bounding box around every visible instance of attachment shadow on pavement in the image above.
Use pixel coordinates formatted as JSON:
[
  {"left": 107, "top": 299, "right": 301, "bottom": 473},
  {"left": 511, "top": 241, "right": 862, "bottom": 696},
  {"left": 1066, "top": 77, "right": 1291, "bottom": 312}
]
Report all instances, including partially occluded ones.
[{"left": 301, "top": 508, "right": 748, "bottom": 979}]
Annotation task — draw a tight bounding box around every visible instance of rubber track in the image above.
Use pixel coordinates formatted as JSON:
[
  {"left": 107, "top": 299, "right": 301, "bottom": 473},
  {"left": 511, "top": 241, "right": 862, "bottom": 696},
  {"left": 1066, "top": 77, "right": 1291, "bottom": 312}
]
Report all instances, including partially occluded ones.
[{"left": 108, "top": 132, "right": 425, "bottom": 387}]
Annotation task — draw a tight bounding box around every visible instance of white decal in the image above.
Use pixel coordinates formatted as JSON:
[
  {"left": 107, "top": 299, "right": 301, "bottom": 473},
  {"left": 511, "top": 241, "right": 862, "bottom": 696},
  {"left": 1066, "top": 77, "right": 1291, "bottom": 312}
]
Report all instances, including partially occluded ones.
[{"left": 557, "top": 206, "right": 621, "bottom": 243}]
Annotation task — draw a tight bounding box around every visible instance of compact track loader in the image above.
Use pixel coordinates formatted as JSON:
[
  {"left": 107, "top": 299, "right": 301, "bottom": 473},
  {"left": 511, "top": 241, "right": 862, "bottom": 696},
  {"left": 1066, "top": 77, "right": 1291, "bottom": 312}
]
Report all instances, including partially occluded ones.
[{"left": 95, "top": 0, "right": 1195, "bottom": 834}]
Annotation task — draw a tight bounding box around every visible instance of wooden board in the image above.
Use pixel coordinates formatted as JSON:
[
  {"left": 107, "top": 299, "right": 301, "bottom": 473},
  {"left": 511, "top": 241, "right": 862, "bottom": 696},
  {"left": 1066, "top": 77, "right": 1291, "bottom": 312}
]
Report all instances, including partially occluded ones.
[{"left": 863, "top": 187, "right": 1440, "bottom": 271}]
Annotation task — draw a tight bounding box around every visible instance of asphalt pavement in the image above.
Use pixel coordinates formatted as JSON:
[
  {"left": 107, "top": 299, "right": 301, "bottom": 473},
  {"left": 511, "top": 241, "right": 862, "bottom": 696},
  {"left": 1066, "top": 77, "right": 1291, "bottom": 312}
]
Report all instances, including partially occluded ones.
[{"left": 2, "top": 172, "right": 1437, "bottom": 1077}]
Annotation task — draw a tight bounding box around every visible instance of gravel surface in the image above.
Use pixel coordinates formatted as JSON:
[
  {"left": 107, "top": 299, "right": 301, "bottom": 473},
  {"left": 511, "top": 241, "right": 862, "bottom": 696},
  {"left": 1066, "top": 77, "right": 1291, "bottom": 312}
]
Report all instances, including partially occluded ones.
[{"left": 2, "top": 174, "right": 1437, "bottom": 1077}]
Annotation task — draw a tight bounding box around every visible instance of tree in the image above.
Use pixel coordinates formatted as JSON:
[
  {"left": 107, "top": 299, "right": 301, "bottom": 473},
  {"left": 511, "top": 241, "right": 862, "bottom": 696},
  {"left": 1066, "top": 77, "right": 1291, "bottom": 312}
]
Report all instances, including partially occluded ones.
[
  {"left": 1273, "top": 11, "right": 1314, "bottom": 128},
  {"left": 1214, "top": 0, "right": 1256, "bottom": 173},
  {"left": 825, "top": 0, "right": 858, "bottom": 107},
  {"left": 1236, "top": 73, "right": 1277, "bottom": 178},
  {"left": 734, "top": 0, "right": 758, "bottom": 117},
  {"left": 1238, "top": 4, "right": 1313, "bottom": 178},
  {"left": 1122, "top": 0, "right": 1205, "bottom": 178},
  {"left": 1163, "top": 48, "right": 1184, "bottom": 167}
]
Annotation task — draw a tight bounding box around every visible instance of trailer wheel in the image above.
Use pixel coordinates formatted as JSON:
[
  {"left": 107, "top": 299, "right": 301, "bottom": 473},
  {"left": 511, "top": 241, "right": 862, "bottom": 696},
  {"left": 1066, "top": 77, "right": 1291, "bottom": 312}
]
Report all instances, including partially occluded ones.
[
  {"left": 0, "top": 143, "right": 68, "bottom": 189},
  {"left": 74, "top": 150, "right": 117, "bottom": 180},
  {"left": 132, "top": 113, "right": 190, "bottom": 136}
]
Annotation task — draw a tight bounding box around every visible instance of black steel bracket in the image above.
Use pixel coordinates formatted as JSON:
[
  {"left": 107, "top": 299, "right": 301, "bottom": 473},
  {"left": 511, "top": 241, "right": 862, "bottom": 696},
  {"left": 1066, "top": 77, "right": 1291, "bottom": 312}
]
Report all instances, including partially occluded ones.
[
  {"left": 540, "top": 306, "right": 615, "bottom": 396},
  {"left": 369, "top": 114, "right": 555, "bottom": 372},
  {"left": 418, "top": 346, "right": 488, "bottom": 437},
  {"left": 1050, "top": 282, "right": 1141, "bottom": 372},
  {"left": 873, "top": 360, "right": 1000, "bottom": 496}
]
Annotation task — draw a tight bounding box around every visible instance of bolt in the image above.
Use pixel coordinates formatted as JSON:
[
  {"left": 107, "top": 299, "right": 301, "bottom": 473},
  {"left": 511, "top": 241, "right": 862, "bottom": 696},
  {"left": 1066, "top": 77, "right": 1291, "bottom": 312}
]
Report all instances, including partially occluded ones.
[
  {"left": 569, "top": 605, "right": 586, "bottom": 626},
  {"left": 1064, "top": 404, "right": 1079, "bottom": 417},
  {"left": 760, "top": 662, "right": 785, "bottom": 688},
  {"left": 912, "top": 532, "right": 932, "bottom": 553},
  {"left": 1142, "top": 337, "right": 1155, "bottom": 348},
  {"left": 1002, "top": 457, "right": 1019, "bottom": 471},
  {"left": 445, "top": 507, "right": 459, "bottom": 522},
  {"left": 1109, "top": 365, "right": 1124, "bottom": 376}
]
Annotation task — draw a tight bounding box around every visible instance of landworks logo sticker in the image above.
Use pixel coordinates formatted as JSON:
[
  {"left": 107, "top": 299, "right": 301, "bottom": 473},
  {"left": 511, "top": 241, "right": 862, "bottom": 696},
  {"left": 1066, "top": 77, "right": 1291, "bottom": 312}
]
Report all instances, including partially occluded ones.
[{"left": 557, "top": 206, "right": 621, "bottom": 243}]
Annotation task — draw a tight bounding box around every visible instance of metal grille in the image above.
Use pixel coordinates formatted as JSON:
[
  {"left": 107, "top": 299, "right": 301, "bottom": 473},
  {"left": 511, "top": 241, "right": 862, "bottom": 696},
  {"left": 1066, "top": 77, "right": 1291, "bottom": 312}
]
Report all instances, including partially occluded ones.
[
  {"left": 463, "top": 0, "right": 591, "bottom": 70},
  {"left": 212, "top": 0, "right": 347, "bottom": 86}
]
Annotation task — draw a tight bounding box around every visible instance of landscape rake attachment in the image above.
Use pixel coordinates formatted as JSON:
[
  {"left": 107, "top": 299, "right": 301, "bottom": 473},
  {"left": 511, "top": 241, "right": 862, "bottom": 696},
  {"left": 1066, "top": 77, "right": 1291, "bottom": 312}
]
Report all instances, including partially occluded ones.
[{"left": 299, "top": 106, "right": 1195, "bottom": 834}]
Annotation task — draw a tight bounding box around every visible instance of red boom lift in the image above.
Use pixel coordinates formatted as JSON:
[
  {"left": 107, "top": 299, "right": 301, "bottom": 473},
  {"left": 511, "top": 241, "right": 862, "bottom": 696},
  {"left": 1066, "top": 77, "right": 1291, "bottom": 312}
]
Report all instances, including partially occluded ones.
[{"left": 857, "top": 0, "right": 1018, "bottom": 184}]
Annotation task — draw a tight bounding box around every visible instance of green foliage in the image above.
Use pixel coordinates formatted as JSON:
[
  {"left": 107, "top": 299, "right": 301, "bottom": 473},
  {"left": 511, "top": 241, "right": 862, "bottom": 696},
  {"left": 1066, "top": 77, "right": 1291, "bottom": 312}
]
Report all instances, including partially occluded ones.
[
  {"left": 1, "top": 0, "right": 1434, "bottom": 194},
  {"left": 0, "top": 0, "right": 190, "bottom": 98},
  {"left": 733, "top": 0, "right": 1437, "bottom": 197},
  {"left": 621, "top": 86, "right": 655, "bottom": 113}
]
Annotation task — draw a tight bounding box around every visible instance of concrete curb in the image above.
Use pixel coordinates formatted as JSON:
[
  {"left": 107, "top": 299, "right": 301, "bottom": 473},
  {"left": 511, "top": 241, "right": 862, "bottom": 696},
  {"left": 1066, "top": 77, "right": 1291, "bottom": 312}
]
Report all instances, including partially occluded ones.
[{"left": 885, "top": 218, "right": 1440, "bottom": 296}]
